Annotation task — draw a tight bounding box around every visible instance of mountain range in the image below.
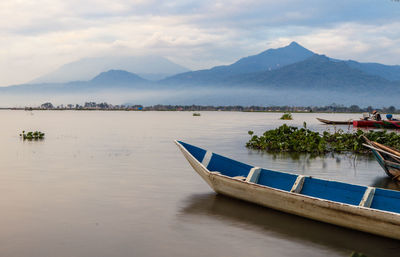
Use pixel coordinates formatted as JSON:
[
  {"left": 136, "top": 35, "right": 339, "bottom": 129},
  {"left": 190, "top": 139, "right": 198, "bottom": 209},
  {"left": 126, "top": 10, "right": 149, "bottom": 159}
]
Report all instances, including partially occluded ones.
[
  {"left": 161, "top": 42, "right": 400, "bottom": 88},
  {"left": 161, "top": 42, "right": 314, "bottom": 85},
  {"left": 2, "top": 42, "right": 400, "bottom": 107},
  {"left": 226, "top": 54, "right": 398, "bottom": 91},
  {"left": 30, "top": 55, "right": 189, "bottom": 83}
]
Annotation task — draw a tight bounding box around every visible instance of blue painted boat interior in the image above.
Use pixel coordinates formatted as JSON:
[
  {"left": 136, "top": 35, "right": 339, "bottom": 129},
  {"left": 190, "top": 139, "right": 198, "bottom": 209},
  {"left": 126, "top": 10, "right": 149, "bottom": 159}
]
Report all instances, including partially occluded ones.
[
  {"left": 371, "top": 188, "right": 400, "bottom": 213},
  {"left": 301, "top": 177, "right": 366, "bottom": 205},
  {"left": 179, "top": 141, "right": 400, "bottom": 214},
  {"left": 178, "top": 141, "right": 206, "bottom": 163},
  {"left": 207, "top": 153, "right": 252, "bottom": 178},
  {"left": 257, "top": 169, "right": 297, "bottom": 191}
]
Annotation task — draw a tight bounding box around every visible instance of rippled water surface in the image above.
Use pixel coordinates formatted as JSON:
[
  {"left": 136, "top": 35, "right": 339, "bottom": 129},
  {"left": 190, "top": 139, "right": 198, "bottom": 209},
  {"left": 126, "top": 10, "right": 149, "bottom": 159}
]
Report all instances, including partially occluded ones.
[{"left": 0, "top": 110, "right": 399, "bottom": 257}]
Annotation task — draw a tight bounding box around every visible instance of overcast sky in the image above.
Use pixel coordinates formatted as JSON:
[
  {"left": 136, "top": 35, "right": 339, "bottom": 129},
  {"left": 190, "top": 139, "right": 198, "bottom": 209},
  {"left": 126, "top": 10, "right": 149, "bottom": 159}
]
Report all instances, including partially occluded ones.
[{"left": 0, "top": 0, "right": 399, "bottom": 86}]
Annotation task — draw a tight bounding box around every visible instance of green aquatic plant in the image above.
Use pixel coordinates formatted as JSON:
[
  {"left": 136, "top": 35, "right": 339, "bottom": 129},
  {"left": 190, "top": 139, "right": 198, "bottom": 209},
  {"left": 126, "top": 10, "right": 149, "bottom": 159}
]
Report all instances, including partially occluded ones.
[
  {"left": 280, "top": 112, "right": 292, "bottom": 120},
  {"left": 246, "top": 124, "right": 400, "bottom": 154},
  {"left": 20, "top": 130, "right": 45, "bottom": 140}
]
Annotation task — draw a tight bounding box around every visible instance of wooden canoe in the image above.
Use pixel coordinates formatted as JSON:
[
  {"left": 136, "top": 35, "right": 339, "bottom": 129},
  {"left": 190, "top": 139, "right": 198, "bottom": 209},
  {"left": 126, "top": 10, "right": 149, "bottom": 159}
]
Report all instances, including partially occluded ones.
[
  {"left": 176, "top": 140, "right": 400, "bottom": 240},
  {"left": 363, "top": 138, "right": 400, "bottom": 180},
  {"left": 316, "top": 118, "right": 352, "bottom": 125}
]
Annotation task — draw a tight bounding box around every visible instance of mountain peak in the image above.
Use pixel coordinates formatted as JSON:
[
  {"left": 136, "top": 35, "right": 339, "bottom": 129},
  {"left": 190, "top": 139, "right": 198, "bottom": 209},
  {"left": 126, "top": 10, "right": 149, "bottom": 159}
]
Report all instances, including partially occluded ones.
[
  {"left": 289, "top": 41, "right": 301, "bottom": 47},
  {"left": 229, "top": 41, "right": 314, "bottom": 73},
  {"left": 163, "top": 41, "right": 316, "bottom": 84},
  {"left": 283, "top": 41, "right": 309, "bottom": 51}
]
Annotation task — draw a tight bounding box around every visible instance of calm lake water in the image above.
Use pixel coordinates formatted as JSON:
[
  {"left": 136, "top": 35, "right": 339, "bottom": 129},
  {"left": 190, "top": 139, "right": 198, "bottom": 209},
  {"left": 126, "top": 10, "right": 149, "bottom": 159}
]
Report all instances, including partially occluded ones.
[{"left": 0, "top": 110, "right": 399, "bottom": 257}]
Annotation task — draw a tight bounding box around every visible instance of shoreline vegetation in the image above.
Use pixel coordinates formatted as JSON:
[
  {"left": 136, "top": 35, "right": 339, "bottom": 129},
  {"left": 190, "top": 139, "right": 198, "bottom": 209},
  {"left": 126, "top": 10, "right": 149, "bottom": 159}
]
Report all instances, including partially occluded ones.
[
  {"left": 1, "top": 102, "right": 399, "bottom": 113},
  {"left": 246, "top": 124, "right": 400, "bottom": 154}
]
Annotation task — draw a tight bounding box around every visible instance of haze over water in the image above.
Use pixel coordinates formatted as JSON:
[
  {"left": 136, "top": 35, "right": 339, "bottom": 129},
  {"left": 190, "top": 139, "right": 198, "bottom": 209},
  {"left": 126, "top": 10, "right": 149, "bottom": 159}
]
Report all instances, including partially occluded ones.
[{"left": 0, "top": 110, "right": 398, "bottom": 257}]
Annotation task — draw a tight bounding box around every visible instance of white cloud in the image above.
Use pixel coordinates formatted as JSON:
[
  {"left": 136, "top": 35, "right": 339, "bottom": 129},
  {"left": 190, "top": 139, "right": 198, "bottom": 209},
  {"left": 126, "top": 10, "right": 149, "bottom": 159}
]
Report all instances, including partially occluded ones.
[
  {"left": 0, "top": 0, "right": 400, "bottom": 85},
  {"left": 284, "top": 22, "right": 400, "bottom": 64}
]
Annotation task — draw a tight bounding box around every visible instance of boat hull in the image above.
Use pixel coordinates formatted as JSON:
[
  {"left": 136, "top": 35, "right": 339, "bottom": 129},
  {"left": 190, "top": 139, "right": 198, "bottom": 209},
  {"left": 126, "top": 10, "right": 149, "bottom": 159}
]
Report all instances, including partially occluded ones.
[
  {"left": 364, "top": 139, "right": 400, "bottom": 180},
  {"left": 353, "top": 120, "right": 400, "bottom": 128},
  {"left": 316, "top": 118, "right": 352, "bottom": 125},
  {"left": 211, "top": 173, "right": 400, "bottom": 240},
  {"left": 176, "top": 140, "right": 400, "bottom": 240}
]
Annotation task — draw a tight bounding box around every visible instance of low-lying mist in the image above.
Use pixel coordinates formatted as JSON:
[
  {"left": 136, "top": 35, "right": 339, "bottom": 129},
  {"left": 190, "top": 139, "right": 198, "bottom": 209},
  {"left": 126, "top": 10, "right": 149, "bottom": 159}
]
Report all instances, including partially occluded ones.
[{"left": 0, "top": 87, "right": 397, "bottom": 108}]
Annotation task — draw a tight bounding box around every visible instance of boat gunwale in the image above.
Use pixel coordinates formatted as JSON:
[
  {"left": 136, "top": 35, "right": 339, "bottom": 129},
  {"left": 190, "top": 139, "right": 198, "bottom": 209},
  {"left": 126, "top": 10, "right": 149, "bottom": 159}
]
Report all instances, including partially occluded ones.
[{"left": 175, "top": 140, "right": 400, "bottom": 219}]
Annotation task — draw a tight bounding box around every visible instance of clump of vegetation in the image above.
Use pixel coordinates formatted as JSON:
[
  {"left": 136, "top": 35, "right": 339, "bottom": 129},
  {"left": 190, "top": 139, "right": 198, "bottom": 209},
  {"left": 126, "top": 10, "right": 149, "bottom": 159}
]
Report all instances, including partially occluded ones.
[
  {"left": 246, "top": 124, "right": 400, "bottom": 154},
  {"left": 193, "top": 113, "right": 201, "bottom": 116},
  {"left": 20, "top": 131, "right": 45, "bottom": 140},
  {"left": 280, "top": 112, "right": 293, "bottom": 120}
]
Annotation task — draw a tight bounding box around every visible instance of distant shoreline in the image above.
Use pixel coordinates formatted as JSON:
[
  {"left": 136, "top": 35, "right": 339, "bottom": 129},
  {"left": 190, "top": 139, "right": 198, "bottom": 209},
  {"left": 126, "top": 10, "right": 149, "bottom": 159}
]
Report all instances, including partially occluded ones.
[
  {"left": 1, "top": 102, "right": 398, "bottom": 113},
  {"left": 0, "top": 105, "right": 397, "bottom": 114}
]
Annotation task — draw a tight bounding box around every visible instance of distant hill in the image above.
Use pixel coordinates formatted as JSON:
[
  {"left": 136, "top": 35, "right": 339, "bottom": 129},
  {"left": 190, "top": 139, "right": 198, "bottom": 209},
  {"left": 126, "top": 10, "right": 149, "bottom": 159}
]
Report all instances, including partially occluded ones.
[
  {"left": 90, "top": 70, "right": 148, "bottom": 86},
  {"left": 31, "top": 55, "right": 189, "bottom": 83},
  {"left": 228, "top": 54, "right": 398, "bottom": 92},
  {"left": 344, "top": 60, "right": 400, "bottom": 81},
  {"left": 161, "top": 41, "right": 315, "bottom": 85},
  {"left": 1, "top": 70, "right": 151, "bottom": 93}
]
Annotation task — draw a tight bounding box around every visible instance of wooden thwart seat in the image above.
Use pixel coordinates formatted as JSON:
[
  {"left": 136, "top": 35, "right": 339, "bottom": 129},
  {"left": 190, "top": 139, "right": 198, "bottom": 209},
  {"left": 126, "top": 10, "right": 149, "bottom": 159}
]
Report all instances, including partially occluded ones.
[
  {"left": 202, "top": 151, "right": 213, "bottom": 168},
  {"left": 359, "top": 187, "right": 375, "bottom": 208},
  {"left": 290, "top": 175, "right": 305, "bottom": 193},
  {"left": 245, "top": 167, "right": 261, "bottom": 183}
]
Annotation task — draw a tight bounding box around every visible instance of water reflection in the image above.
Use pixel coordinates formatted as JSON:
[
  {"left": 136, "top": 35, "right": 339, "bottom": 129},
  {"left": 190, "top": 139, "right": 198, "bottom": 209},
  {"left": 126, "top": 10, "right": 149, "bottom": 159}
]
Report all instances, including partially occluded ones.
[
  {"left": 180, "top": 193, "right": 400, "bottom": 257},
  {"left": 253, "top": 150, "right": 375, "bottom": 164},
  {"left": 350, "top": 252, "right": 368, "bottom": 257}
]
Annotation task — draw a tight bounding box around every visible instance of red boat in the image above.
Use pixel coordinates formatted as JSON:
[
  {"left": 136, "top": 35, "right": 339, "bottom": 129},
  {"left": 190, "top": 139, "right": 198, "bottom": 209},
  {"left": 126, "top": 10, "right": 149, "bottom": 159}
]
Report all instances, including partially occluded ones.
[{"left": 353, "top": 120, "right": 400, "bottom": 128}]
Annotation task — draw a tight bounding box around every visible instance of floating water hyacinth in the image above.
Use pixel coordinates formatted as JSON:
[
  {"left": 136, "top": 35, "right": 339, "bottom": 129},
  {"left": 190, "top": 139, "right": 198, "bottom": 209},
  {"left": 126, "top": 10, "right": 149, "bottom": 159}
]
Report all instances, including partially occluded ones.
[
  {"left": 20, "top": 130, "right": 45, "bottom": 140},
  {"left": 246, "top": 124, "right": 400, "bottom": 154},
  {"left": 280, "top": 112, "right": 293, "bottom": 120}
]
